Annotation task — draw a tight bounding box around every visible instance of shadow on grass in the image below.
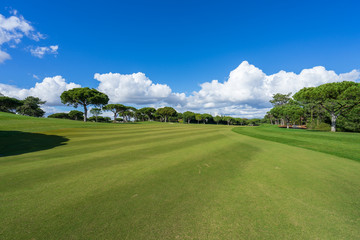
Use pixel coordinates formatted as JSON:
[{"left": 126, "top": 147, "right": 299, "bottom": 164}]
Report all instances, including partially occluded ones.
[{"left": 0, "top": 131, "right": 69, "bottom": 157}]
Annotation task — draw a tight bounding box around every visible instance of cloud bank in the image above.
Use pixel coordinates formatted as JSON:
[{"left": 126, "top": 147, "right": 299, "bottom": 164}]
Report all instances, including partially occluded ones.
[
  {"left": 93, "top": 61, "right": 359, "bottom": 117},
  {"left": 95, "top": 72, "right": 172, "bottom": 104},
  {"left": 0, "top": 76, "right": 80, "bottom": 105},
  {"left": 181, "top": 61, "right": 360, "bottom": 117},
  {"left": 1, "top": 61, "right": 359, "bottom": 118}
]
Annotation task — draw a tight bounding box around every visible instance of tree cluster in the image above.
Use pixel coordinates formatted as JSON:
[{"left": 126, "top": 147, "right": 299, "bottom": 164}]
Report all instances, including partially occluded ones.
[
  {"left": 1, "top": 87, "right": 261, "bottom": 126},
  {"left": 0, "top": 95, "right": 46, "bottom": 117},
  {"left": 264, "top": 81, "right": 360, "bottom": 132},
  {"left": 59, "top": 88, "right": 260, "bottom": 125}
]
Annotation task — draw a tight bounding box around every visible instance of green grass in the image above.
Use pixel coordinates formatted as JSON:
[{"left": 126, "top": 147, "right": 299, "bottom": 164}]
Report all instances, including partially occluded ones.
[
  {"left": 1, "top": 113, "right": 360, "bottom": 239},
  {"left": 232, "top": 124, "right": 360, "bottom": 162}
]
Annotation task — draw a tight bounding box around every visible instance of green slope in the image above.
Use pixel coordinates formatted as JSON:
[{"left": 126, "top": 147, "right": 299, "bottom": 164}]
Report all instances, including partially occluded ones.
[
  {"left": 1, "top": 113, "right": 360, "bottom": 239},
  {"left": 232, "top": 124, "right": 360, "bottom": 162}
]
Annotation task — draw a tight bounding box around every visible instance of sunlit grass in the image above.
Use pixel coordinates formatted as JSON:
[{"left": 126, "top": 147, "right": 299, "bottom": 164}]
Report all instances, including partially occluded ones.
[{"left": 1, "top": 113, "right": 359, "bottom": 239}]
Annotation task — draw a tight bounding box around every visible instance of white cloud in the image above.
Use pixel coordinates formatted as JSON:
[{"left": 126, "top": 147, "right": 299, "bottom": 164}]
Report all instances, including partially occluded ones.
[
  {"left": 30, "top": 45, "right": 58, "bottom": 58},
  {"left": 1, "top": 62, "right": 358, "bottom": 118},
  {"left": 176, "top": 61, "right": 360, "bottom": 117},
  {"left": 0, "top": 49, "right": 11, "bottom": 63},
  {"left": 95, "top": 72, "right": 172, "bottom": 104},
  {"left": 0, "top": 11, "right": 55, "bottom": 63},
  {"left": 0, "top": 76, "right": 81, "bottom": 105},
  {"left": 93, "top": 63, "right": 360, "bottom": 118}
]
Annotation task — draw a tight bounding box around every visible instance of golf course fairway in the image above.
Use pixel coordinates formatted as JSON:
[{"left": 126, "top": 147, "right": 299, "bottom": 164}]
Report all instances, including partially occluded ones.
[{"left": 1, "top": 112, "right": 360, "bottom": 239}]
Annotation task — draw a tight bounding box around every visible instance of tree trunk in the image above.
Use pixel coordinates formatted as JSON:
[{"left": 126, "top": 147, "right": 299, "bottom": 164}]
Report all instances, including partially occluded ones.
[
  {"left": 83, "top": 105, "right": 87, "bottom": 122},
  {"left": 331, "top": 112, "right": 338, "bottom": 132},
  {"left": 113, "top": 112, "right": 117, "bottom": 123},
  {"left": 165, "top": 116, "right": 167, "bottom": 122}
]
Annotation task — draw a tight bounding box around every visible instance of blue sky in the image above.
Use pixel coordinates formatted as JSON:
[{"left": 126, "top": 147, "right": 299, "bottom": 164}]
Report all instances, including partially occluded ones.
[{"left": 1, "top": 0, "right": 360, "bottom": 117}]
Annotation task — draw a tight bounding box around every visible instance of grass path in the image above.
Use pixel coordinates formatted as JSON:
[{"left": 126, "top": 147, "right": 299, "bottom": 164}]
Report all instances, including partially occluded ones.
[{"left": 1, "top": 113, "right": 360, "bottom": 239}]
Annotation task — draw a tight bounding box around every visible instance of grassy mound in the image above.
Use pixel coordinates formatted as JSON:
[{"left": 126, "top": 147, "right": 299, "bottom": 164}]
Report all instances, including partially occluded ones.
[
  {"left": 232, "top": 124, "right": 360, "bottom": 162},
  {"left": 1, "top": 113, "right": 360, "bottom": 239}
]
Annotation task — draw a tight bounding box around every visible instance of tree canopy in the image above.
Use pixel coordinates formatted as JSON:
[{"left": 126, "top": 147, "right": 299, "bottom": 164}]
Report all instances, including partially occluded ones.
[
  {"left": 201, "top": 113, "right": 212, "bottom": 124},
  {"left": 293, "top": 81, "right": 360, "bottom": 132},
  {"left": 90, "top": 108, "right": 102, "bottom": 122},
  {"left": 139, "top": 107, "right": 156, "bottom": 121},
  {"left": 213, "top": 115, "right": 222, "bottom": 125},
  {"left": 60, "top": 88, "right": 109, "bottom": 122},
  {"left": 103, "top": 104, "right": 127, "bottom": 122},
  {"left": 68, "top": 110, "right": 84, "bottom": 121},
  {"left": 270, "top": 93, "right": 292, "bottom": 106},
  {"left": 182, "top": 111, "right": 195, "bottom": 124},
  {"left": 0, "top": 96, "right": 23, "bottom": 113},
  {"left": 156, "top": 107, "right": 177, "bottom": 122},
  {"left": 16, "top": 96, "right": 45, "bottom": 117}
]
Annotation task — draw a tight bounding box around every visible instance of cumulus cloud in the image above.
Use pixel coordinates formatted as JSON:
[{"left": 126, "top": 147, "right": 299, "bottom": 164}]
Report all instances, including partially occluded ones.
[
  {"left": 1, "top": 62, "right": 358, "bottom": 118},
  {"left": 0, "top": 10, "right": 56, "bottom": 63},
  {"left": 0, "top": 76, "right": 80, "bottom": 105},
  {"left": 178, "top": 61, "right": 360, "bottom": 117},
  {"left": 30, "top": 45, "right": 58, "bottom": 58},
  {"left": 95, "top": 72, "right": 172, "bottom": 104},
  {"left": 92, "top": 63, "right": 360, "bottom": 118}
]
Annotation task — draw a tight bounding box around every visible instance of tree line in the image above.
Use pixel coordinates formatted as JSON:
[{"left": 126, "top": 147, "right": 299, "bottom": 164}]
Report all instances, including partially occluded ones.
[
  {"left": 0, "top": 93, "right": 46, "bottom": 117},
  {"left": 264, "top": 81, "right": 360, "bottom": 132},
  {"left": 0, "top": 87, "right": 262, "bottom": 126}
]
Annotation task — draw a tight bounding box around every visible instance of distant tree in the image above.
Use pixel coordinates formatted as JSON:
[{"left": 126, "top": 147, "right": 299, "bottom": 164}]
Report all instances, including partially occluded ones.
[
  {"left": 133, "top": 110, "right": 142, "bottom": 122},
  {"left": 201, "top": 113, "right": 212, "bottom": 124},
  {"left": 213, "top": 115, "right": 222, "bottom": 125},
  {"left": 103, "top": 104, "right": 127, "bottom": 122},
  {"left": 293, "top": 81, "right": 360, "bottom": 132},
  {"left": 123, "top": 110, "right": 132, "bottom": 122},
  {"left": 124, "top": 106, "right": 137, "bottom": 122},
  {"left": 88, "top": 116, "right": 112, "bottom": 123},
  {"left": 269, "top": 106, "right": 283, "bottom": 125},
  {"left": 0, "top": 96, "right": 23, "bottom": 113},
  {"left": 90, "top": 108, "right": 102, "bottom": 122},
  {"left": 234, "top": 118, "right": 242, "bottom": 125},
  {"left": 60, "top": 87, "right": 109, "bottom": 122},
  {"left": 283, "top": 102, "right": 304, "bottom": 126},
  {"left": 156, "top": 107, "right": 177, "bottom": 122},
  {"left": 16, "top": 96, "right": 45, "bottom": 117},
  {"left": 195, "top": 113, "right": 202, "bottom": 124},
  {"left": 176, "top": 112, "right": 183, "bottom": 122},
  {"left": 139, "top": 107, "right": 156, "bottom": 121},
  {"left": 48, "top": 113, "right": 70, "bottom": 119},
  {"left": 182, "top": 111, "right": 195, "bottom": 124},
  {"left": 68, "top": 110, "right": 84, "bottom": 121},
  {"left": 248, "top": 118, "right": 262, "bottom": 126},
  {"left": 270, "top": 93, "right": 292, "bottom": 106},
  {"left": 223, "top": 116, "right": 234, "bottom": 125},
  {"left": 103, "top": 117, "right": 112, "bottom": 123}
]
